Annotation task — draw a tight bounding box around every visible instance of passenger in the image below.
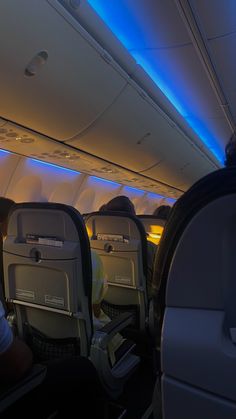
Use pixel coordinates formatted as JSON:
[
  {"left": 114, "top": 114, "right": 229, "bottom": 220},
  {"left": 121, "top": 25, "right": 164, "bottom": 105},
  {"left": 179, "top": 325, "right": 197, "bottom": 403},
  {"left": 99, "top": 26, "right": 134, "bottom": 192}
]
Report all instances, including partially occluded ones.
[
  {"left": 0, "top": 197, "right": 15, "bottom": 238},
  {"left": 0, "top": 197, "right": 15, "bottom": 313},
  {"left": 98, "top": 203, "right": 107, "bottom": 211},
  {"left": 153, "top": 204, "right": 171, "bottom": 220},
  {"left": 100, "top": 196, "right": 156, "bottom": 299},
  {"left": 0, "top": 300, "right": 104, "bottom": 418},
  {"left": 91, "top": 250, "right": 125, "bottom": 366},
  {"left": 0, "top": 299, "right": 33, "bottom": 385},
  {"left": 100, "top": 195, "right": 135, "bottom": 214}
]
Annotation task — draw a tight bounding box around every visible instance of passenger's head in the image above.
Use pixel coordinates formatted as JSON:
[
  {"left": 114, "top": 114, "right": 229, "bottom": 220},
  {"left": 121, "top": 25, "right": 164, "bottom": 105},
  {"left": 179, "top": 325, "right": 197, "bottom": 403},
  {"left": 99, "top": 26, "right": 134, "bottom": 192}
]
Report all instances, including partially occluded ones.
[
  {"left": 101, "top": 196, "right": 136, "bottom": 215},
  {"left": 98, "top": 204, "right": 107, "bottom": 212},
  {"left": 0, "top": 197, "right": 15, "bottom": 237},
  {"left": 153, "top": 205, "right": 171, "bottom": 220}
]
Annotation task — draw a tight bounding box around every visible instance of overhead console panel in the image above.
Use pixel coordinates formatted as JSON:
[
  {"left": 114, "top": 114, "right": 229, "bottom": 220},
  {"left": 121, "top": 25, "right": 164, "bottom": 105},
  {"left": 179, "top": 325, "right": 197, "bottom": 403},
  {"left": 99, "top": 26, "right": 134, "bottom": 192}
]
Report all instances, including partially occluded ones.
[{"left": 0, "top": 120, "right": 182, "bottom": 198}]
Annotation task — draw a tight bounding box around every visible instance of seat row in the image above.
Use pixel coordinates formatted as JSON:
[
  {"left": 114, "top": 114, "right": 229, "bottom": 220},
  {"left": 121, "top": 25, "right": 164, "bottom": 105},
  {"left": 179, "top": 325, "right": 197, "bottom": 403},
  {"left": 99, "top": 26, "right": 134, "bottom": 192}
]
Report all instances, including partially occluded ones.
[{"left": 2, "top": 203, "right": 167, "bottom": 398}]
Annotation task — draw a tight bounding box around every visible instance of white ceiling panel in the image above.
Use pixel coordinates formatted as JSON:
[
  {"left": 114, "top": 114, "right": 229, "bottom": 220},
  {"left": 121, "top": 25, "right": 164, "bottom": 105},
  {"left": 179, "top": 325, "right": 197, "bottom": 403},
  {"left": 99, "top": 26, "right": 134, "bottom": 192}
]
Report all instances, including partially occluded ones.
[
  {"left": 227, "top": 90, "right": 236, "bottom": 121},
  {"left": 185, "top": 115, "right": 232, "bottom": 152},
  {"left": 0, "top": 0, "right": 126, "bottom": 140},
  {"left": 123, "top": 0, "right": 190, "bottom": 49},
  {"left": 206, "top": 34, "right": 236, "bottom": 118},
  {"left": 138, "top": 43, "right": 226, "bottom": 121},
  {"left": 190, "top": 0, "right": 236, "bottom": 39},
  {"left": 84, "top": 0, "right": 191, "bottom": 50}
]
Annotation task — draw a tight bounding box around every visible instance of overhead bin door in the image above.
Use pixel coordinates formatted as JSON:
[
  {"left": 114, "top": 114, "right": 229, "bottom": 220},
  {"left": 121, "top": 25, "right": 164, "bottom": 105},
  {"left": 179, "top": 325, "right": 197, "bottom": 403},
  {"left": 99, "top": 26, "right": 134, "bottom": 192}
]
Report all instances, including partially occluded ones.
[
  {"left": 68, "top": 84, "right": 216, "bottom": 188},
  {"left": 0, "top": 0, "right": 126, "bottom": 140}
]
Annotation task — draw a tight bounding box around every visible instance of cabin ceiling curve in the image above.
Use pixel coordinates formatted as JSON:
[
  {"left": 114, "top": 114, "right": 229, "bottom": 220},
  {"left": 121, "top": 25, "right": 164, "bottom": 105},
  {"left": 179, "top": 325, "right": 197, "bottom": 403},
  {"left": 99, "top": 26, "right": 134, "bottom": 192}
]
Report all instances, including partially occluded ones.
[{"left": 0, "top": 0, "right": 231, "bottom": 196}]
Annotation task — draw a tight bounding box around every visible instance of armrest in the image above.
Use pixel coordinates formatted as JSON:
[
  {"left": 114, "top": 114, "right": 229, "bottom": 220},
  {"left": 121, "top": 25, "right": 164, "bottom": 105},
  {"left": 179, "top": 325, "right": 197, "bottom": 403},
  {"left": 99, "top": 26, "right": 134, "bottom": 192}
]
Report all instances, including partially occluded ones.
[{"left": 92, "top": 312, "right": 133, "bottom": 350}]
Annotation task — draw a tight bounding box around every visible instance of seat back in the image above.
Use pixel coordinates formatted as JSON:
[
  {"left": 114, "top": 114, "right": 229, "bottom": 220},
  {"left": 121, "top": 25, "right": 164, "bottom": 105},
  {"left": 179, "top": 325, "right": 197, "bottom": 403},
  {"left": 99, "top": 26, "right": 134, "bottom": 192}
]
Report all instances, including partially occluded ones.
[
  {"left": 0, "top": 232, "right": 8, "bottom": 313},
  {"left": 138, "top": 215, "right": 166, "bottom": 246},
  {"left": 86, "top": 211, "right": 148, "bottom": 331},
  {"left": 152, "top": 168, "right": 236, "bottom": 419},
  {"left": 3, "top": 203, "right": 93, "bottom": 359}
]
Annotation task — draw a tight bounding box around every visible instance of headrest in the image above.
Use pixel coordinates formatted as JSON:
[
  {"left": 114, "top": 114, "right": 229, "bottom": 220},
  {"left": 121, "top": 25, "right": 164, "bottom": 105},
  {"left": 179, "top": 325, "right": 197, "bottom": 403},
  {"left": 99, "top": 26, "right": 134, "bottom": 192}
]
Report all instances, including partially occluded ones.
[
  {"left": 7, "top": 202, "right": 92, "bottom": 298},
  {"left": 86, "top": 211, "right": 148, "bottom": 277}
]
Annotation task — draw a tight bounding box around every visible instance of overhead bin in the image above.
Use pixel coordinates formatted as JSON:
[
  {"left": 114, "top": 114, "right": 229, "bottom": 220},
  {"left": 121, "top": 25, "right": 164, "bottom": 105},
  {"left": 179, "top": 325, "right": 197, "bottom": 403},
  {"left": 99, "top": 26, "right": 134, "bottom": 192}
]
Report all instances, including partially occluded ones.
[
  {"left": 67, "top": 83, "right": 216, "bottom": 189},
  {"left": 0, "top": 0, "right": 126, "bottom": 140},
  {"left": 144, "top": 147, "right": 216, "bottom": 189},
  {"left": 67, "top": 0, "right": 229, "bottom": 159}
]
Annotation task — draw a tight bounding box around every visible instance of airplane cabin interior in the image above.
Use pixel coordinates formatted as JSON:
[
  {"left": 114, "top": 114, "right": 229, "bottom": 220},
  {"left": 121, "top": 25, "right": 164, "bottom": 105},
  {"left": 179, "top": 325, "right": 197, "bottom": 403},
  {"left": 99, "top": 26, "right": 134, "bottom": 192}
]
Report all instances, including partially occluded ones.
[{"left": 0, "top": 1, "right": 235, "bottom": 418}]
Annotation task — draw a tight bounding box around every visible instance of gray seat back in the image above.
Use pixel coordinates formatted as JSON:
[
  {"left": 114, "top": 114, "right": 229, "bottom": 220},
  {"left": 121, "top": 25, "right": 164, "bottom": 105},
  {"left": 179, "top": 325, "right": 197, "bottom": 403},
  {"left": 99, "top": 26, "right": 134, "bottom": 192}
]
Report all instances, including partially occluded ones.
[
  {"left": 3, "top": 203, "right": 93, "bottom": 358},
  {"left": 86, "top": 211, "right": 148, "bottom": 331}
]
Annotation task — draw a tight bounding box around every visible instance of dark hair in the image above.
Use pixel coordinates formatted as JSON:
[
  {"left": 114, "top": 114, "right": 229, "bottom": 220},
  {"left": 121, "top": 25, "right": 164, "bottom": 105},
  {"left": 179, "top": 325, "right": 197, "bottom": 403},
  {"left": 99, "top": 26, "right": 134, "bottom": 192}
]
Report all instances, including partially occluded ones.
[
  {"left": 102, "top": 196, "right": 136, "bottom": 215},
  {"left": 0, "top": 197, "right": 15, "bottom": 236},
  {"left": 153, "top": 205, "right": 171, "bottom": 220},
  {"left": 225, "top": 133, "right": 236, "bottom": 167},
  {"left": 98, "top": 204, "right": 107, "bottom": 212}
]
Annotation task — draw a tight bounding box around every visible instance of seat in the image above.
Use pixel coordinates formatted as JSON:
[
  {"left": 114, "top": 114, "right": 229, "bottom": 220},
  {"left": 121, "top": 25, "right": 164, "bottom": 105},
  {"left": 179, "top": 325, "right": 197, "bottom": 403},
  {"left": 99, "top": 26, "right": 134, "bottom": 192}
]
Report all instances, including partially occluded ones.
[
  {"left": 0, "top": 364, "right": 47, "bottom": 414},
  {"left": 138, "top": 215, "right": 166, "bottom": 246},
  {"left": 0, "top": 233, "right": 8, "bottom": 313},
  {"left": 149, "top": 167, "right": 236, "bottom": 419},
  {"left": 85, "top": 211, "right": 149, "bottom": 336},
  {"left": 3, "top": 202, "right": 139, "bottom": 398}
]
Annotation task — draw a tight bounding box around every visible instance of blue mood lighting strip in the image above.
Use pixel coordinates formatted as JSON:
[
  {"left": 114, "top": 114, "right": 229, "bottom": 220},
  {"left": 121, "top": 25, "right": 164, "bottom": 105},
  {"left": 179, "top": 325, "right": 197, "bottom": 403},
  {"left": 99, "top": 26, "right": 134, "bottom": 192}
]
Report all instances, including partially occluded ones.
[
  {"left": 87, "top": 0, "right": 224, "bottom": 163},
  {"left": 29, "top": 158, "right": 80, "bottom": 176},
  {"left": 0, "top": 149, "right": 176, "bottom": 201}
]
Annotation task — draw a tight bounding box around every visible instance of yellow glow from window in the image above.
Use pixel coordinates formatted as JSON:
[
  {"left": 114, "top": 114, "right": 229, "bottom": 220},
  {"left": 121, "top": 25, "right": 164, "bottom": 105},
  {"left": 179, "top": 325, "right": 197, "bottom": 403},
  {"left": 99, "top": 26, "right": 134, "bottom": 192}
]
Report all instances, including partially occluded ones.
[
  {"left": 86, "top": 225, "right": 92, "bottom": 239},
  {"left": 147, "top": 225, "right": 164, "bottom": 245}
]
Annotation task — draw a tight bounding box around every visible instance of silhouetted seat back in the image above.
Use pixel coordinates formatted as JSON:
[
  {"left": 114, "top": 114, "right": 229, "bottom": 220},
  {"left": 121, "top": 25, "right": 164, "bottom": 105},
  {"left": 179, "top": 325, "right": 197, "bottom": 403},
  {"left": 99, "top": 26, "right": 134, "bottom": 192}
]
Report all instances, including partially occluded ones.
[{"left": 151, "top": 168, "right": 236, "bottom": 419}]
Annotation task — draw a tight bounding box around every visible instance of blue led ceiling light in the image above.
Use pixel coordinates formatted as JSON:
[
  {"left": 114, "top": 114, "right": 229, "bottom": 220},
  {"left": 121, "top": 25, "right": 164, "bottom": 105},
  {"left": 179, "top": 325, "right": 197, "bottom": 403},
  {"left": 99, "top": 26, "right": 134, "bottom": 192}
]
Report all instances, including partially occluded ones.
[
  {"left": 87, "top": 0, "right": 224, "bottom": 164},
  {"left": 147, "top": 192, "right": 165, "bottom": 200},
  {"left": 29, "top": 158, "right": 80, "bottom": 176},
  {"left": 91, "top": 176, "right": 121, "bottom": 187},
  {"left": 0, "top": 149, "right": 10, "bottom": 155},
  {"left": 165, "top": 197, "right": 177, "bottom": 205},
  {"left": 0, "top": 149, "right": 176, "bottom": 200},
  {"left": 123, "top": 185, "right": 145, "bottom": 196}
]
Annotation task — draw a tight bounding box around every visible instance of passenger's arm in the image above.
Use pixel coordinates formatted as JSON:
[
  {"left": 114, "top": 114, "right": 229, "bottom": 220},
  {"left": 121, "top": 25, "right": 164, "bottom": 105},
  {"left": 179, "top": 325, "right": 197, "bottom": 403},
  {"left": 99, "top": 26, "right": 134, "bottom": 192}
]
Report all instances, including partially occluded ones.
[{"left": 0, "top": 300, "right": 33, "bottom": 384}]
